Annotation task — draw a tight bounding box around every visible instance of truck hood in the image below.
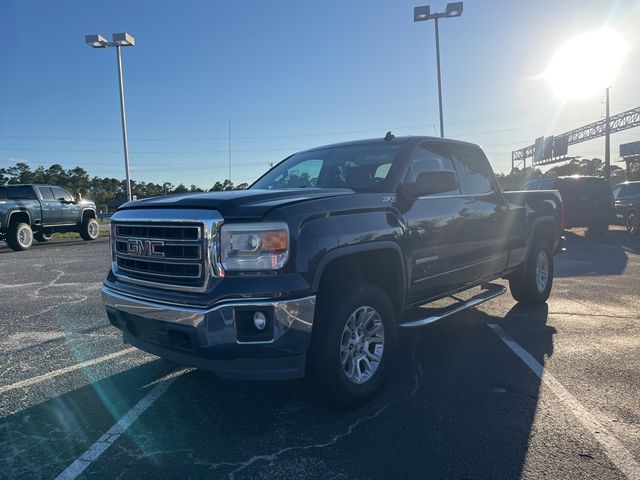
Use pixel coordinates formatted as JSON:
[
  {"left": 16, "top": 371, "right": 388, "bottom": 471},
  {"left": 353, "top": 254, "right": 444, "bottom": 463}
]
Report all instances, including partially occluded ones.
[{"left": 118, "top": 188, "right": 354, "bottom": 220}]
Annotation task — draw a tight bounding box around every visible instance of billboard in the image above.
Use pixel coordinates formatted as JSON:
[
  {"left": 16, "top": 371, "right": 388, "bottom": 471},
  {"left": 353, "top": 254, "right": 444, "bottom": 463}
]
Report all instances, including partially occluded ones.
[{"left": 620, "top": 141, "right": 640, "bottom": 157}]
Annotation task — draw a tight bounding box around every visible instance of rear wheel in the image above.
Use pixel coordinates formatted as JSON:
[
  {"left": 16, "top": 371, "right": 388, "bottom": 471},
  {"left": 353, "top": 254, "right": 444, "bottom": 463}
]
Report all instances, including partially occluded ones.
[
  {"left": 307, "top": 282, "right": 397, "bottom": 408},
  {"left": 509, "top": 239, "right": 554, "bottom": 305},
  {"left": 7, "top": 222, "right": 34, "bottom": 251},
  {"left": 79, "top": 217, "right": 100, "bottom": 241},
  {"left": 34, "top": 231, "right": 53, "bottom": 242},
  {"left": 625, "top": 209, "right": 639, "bottom": 235}
]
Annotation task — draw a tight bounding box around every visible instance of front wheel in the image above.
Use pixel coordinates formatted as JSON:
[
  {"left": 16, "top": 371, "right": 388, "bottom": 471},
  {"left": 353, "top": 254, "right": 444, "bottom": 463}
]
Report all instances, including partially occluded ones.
[
  {"left": 7, "top": 223, "right": 34, "bottom": 251},
  {"left": 79, "top": 217, "right": 100, "bottom": 241},
  {"left": 625, "top": 209, "right": 639, "bottom": 236},
  {"left": 307, "top": 283, "right": 397, "bottom": 408},
  {"left": 509, "top": 239, "right": 554, "bottom": 305}
]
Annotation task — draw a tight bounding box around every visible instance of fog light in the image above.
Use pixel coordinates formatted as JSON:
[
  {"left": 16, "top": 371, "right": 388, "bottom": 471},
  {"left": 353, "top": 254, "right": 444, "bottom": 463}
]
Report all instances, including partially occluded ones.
[{"left": 253, "top": 311, "right": 267, "bottom": 330}]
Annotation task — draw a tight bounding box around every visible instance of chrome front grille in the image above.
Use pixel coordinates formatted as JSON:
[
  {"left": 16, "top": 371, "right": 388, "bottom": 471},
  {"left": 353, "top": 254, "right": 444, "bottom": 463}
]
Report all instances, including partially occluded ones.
[{"left": 110, "top": 209, "right": 224, "bottom": 292}]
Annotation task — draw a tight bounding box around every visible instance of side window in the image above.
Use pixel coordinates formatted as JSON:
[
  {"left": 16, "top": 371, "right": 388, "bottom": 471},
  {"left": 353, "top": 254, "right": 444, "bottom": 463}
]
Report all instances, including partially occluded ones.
[
  {"left": 8, "top": 186, "right": 37, "bottom": 200},
  {"left": 405, "top": 142, "right": 461, "bottom": 195},
  {"left": 51, "top": 187, "right": 74, "bottom": 202},
  {"left": 0, "top": 186, "right": 7, "bottom": 199},
  {"left": 38, "top": 187, "right": 56, "bottom": 200},
  {"left": 453, "top": 146, "right": 494, "bottom": 195}
]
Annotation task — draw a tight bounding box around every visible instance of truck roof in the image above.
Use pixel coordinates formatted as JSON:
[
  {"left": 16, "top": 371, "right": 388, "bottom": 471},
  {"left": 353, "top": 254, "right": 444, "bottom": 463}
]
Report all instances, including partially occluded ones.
[{"left": 301, "top": 135, "right": 483, "bottom": 153}]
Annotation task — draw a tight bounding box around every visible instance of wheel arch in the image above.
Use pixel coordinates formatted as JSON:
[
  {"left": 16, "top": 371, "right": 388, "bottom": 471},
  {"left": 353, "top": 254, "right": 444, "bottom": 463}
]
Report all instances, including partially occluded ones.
[
  {"left": 312, "top": 242, "right": 407, "bottom": 316},
  {"left": 7, "top": 210, "right": 32, "bottom": 228},
  {"left": 81, "top": 208, "right": 97, "bottom": 221}
]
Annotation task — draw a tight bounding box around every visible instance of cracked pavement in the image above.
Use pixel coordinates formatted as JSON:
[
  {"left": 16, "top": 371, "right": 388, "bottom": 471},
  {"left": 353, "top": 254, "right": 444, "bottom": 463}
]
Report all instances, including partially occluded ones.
[{"left": 0, "top": 228, "right": 639, "bottom": 479}]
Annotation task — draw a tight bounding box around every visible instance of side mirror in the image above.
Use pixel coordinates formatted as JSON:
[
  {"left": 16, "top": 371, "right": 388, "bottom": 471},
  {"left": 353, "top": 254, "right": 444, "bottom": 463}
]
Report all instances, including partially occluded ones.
[{"left": 400, "top": 170, "right": 459, "bottom": 199}]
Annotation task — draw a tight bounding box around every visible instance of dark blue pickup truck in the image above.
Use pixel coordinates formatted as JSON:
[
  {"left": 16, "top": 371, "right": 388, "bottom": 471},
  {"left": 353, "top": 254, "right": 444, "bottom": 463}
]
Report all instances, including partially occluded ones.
[
  {"left": 102, "top": 136, "right": 565, "bottom": 406},
  {"left": 0, "top": 184, "right": 100, "bottom": 251}
]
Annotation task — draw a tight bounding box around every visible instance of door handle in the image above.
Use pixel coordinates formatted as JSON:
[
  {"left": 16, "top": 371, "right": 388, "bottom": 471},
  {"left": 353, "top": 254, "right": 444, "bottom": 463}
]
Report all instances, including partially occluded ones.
[
  {"left": 458, "top": 208, "right": 474, "bottom": 218},
  {"left": 43, "top": 202, "right": 49, "bottom": 206},
  {"left": 494, "top": 205, "right": 507, "bottom": 214}
]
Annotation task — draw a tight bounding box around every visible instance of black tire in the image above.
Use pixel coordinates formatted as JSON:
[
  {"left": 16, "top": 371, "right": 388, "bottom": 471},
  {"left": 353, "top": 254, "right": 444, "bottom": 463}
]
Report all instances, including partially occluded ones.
[
  {"left": 307, "top": 282, "right": 397, "bottom": 408},
  {"left": 6, "top": 222, "right": 34, "bottom": 251},
  {"left": 79, "top": 217, "right": 100, "bottom": 241},
  {"left": 625, "top": 208, "right": 639, "bottom": 236},
  {"left": 34, "top": 231, "right": 53, "bottom": 242},
  {"left": 509, "top": 239, "right": 554, "bottom": 305},
  {"left": 586, "top": 221, "right": 608, "bottom": 238}
]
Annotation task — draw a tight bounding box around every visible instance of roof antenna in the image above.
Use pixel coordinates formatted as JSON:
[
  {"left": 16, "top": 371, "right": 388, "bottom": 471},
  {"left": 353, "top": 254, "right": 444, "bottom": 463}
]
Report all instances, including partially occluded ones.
[{"left": 384, "top": 131, "right": 395, "bottom": 141}]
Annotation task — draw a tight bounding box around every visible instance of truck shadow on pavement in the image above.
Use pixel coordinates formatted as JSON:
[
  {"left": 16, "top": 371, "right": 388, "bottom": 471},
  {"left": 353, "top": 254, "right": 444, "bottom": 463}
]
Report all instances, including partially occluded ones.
[
  {"left": 2, "top": 304, "right": 555, "bottom": 480},
  {"left": 555, "top": 230, "right": 637, "bottom": 277}
]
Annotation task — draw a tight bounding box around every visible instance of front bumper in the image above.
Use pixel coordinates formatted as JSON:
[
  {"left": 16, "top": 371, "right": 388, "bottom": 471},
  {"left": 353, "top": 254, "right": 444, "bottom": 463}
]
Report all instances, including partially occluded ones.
[{"left": 102, "top": 287, "right": 316, "bottom": 380}]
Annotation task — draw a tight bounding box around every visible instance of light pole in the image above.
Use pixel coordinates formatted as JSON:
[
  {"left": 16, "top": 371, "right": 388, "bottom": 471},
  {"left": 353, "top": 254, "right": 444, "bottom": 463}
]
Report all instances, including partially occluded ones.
[
  {"left": 414, "top": 2, "right": 463, "bottom": 138},
  {"left": 85, "top": 33, "right": 136, "bottom": 202},
  {"left": 604, "top": 87, "right": 611, "bottom": 183}
]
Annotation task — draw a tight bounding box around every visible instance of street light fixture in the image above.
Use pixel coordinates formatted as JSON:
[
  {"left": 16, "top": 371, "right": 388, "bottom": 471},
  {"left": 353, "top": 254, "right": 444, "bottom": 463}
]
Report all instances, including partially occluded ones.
[
  {"left": 414, "top": 2, "right": 463, "bottom": 138},
  {"left": 85, "top": 32, "right": 136, "bottom": 202}
]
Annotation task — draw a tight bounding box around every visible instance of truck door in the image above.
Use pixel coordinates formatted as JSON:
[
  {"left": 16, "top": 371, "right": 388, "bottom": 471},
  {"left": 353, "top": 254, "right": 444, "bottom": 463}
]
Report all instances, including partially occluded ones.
[
  {"left": 455, "top": 145, "right": 510, "bottom": 280},
  {"left": 51, "top": 187, "right": 78, "bottom": 223},
  {"left": 401, "top": 141, "right": 474, "bottom": 304},
  {"left": 37, "top": 186, "right": 64, "bottom": 225}
]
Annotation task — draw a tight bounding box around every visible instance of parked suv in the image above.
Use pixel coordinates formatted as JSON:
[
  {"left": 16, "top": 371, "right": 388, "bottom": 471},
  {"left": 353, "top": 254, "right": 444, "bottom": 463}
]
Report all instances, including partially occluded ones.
[
  {"left": 523, "top": 176, "right": 614, "bottom": 236},
  {"left": 102, "top": 136, "right": 564, "bottom": 406},
  {"left": 612, "top": 181, "right": 640, "bottom": 235},
  {"left": 0, "top": 184, "right": 100, "bottom": 251}
]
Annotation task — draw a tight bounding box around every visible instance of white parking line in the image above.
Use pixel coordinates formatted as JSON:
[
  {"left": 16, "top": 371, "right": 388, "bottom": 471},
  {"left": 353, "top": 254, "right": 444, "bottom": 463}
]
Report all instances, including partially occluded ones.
[
  {"left": 0, "top": 347, "right": 140, "bottom": 394},
  {"left": 488, "top": 323, "right": 640, "bottom": 480},
  {"left": 54, "top": 368, "right": 190, "bottom": 480}
]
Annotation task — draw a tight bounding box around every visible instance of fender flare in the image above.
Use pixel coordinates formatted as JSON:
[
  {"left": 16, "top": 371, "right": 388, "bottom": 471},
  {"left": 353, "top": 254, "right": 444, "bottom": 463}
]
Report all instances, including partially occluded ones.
[
  {"left": 526, "top": 217, "right": 557, "bottom": 259},
  {"left": 80, "top": 207, "right": 97, "bottom": 222},
  {"left": 6, "top": 209, "right": 32, "bottom": 229},
  {"left": 311, "top": 241, "right": 407, "bottom": 312}
]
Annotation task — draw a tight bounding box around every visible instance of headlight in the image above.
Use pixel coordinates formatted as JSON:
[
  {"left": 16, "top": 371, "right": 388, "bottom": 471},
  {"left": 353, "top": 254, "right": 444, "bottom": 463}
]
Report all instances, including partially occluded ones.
[{"left": 220, "top": 222, "right": 289, "bottom": 271}]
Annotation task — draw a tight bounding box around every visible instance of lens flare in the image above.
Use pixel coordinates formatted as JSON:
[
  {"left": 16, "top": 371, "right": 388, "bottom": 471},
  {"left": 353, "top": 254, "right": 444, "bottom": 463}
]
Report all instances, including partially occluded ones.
[{"left": 544, "top": 28, "right": 629, "bottom": 100}]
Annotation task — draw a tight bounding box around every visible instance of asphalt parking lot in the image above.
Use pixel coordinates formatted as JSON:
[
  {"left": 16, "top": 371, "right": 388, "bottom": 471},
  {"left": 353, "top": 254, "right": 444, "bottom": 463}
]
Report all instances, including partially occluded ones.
[{"left": 1, "top": 230, "right": 639, "bottom": 480}]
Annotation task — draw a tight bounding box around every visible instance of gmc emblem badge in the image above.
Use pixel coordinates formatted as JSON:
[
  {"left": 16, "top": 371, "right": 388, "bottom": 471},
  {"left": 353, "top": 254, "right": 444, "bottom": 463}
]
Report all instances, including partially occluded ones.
[{"left": 127, "top": 239, "right": 165, "bottom": 257}]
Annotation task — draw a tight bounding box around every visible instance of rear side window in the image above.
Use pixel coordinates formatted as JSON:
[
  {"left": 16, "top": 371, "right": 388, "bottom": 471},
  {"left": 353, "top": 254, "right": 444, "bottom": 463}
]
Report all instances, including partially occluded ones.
[
  {"left": 560, "top": 178, "right": 610, "bottom": 197},
  {"left": 406, "top": 142, "right": 461, "bottom": 196},
  {"left": 7, "top": 186, "right": 37, "bottom": 200},
  {"left": 453, "top": 145, "right": 494, "bottom": 195},
  {"left": 38, "top": 187, "right": 56, "bottom": 200}
]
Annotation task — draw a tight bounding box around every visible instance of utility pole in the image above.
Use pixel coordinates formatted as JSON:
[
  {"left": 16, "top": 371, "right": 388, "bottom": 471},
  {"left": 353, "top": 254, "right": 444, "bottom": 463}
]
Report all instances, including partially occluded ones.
[
  {"left": 604, "top": 87, "right": 611, "bottom": 183},
  {"left": 228, "top": 118, "right": 232, "bottom": 182},
  {"left": 434, "top": 17, "right": 444, "bottom": 137}
]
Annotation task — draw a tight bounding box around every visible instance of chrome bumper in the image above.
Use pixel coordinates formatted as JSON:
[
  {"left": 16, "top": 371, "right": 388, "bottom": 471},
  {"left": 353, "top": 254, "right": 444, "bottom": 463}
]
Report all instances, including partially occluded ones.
[{"left": 101, "top": 287, "right": 316, "bottom": 345}]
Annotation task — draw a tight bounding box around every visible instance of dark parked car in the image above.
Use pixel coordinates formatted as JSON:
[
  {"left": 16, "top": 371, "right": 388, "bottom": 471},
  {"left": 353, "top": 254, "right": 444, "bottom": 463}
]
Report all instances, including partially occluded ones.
[
  {"left": 612, "top": 180, "right": 640, "bottom": 235},
  {"left": 102, "top": 136, "right": 564, "bottom": 406},
  {"left": 523, "top": 176, "right": 614, "bottom": 236},
  {"left": 0, "top": 184, "right": 100, "bottom": 251}
]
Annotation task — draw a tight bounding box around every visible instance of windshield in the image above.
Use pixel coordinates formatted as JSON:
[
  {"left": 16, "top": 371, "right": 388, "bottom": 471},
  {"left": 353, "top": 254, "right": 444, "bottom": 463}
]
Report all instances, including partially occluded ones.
[{"left": 251, "top": 144, "right": 400, "bottom": 192}]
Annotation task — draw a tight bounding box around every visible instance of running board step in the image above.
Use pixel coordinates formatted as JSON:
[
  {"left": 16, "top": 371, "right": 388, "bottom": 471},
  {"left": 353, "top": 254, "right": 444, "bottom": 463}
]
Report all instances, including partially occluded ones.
[{"left": 399, "top": 283, "right": 507, "bottom": 328}]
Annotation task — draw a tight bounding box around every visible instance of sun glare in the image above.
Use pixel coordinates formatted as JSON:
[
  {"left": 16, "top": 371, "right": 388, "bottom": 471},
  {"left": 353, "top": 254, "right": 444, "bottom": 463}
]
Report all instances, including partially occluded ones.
[{"left": 544, "top": 28, "right": 629, "bottom": 100}]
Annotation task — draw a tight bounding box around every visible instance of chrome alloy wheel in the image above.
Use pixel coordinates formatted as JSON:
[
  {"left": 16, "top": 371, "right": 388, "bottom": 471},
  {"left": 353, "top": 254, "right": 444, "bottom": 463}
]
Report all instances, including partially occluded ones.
[
  {"left": 18, "top": 226, "right": 33, "bottom": 248},
  {"left": 88, "top": 220, "right": 99, "bottom": 238},
  {"left": 535, "top": 250, "right": 549, "bottom": 292},
  {"left": 340, "top": 305, "right": 385, "bottom": 384},
  {"left": 626, "top": 211, "right": 639, "bottom": 235}
]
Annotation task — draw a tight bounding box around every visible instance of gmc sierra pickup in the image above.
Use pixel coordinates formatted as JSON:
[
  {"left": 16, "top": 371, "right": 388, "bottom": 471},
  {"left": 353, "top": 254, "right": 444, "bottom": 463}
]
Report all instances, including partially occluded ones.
[
  {"left": 0, "top": 184, "right": 100, "bottom": 251},
  {"left": 102, "top": 136, "right": 564, "bottom": 406}
]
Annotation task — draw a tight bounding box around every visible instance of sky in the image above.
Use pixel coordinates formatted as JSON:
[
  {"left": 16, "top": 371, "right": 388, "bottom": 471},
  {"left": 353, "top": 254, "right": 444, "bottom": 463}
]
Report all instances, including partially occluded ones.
[{"left": 1, "top": 0, "right": 639, "bottom": 188}]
